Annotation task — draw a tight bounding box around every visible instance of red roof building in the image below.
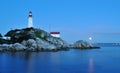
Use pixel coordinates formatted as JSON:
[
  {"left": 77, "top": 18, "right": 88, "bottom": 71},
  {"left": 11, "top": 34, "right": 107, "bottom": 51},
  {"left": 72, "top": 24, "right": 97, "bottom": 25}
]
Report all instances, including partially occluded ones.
[
  {"left": 50, "top": 32, "right": 60, "bottom": 34},
  {"left": 50, "top": 32, "right": 60, "bottom": 38}
]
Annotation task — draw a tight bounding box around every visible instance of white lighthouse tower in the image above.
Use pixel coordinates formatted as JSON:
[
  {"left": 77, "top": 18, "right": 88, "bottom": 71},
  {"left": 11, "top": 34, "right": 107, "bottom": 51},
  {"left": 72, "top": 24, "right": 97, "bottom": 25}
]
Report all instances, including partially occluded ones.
[{"left": 28, "top": 11, "right": 33, "bottom": 28}]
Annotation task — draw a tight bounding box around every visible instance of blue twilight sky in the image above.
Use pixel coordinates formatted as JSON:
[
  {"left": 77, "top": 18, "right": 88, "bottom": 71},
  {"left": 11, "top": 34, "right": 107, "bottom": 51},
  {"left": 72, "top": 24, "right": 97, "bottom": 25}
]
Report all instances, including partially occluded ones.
[{"left": 0, "top": 0, "right": 120, "bottom": 43}]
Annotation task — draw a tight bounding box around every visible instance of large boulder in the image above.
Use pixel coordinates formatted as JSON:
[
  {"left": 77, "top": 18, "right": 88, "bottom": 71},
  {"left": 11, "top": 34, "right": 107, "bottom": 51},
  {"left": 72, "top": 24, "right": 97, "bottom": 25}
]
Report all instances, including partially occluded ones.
[
  {"left": 74, "top": 40, "right": 93, "bottom": 49},
  {"left": 26, "top": 39, "right": 37, "bottom": 49},
  {"left": 12, "top": 43, "right": 26, "bottom": 51},
  {"left": 21, "top": 39, "right": 37, "bottom": 51},
  {"left": 21, "top": 38, "right": 57, "bottom": 51},
  {"left": 35, "top": 38, "right": 57, "bottom": 51}
]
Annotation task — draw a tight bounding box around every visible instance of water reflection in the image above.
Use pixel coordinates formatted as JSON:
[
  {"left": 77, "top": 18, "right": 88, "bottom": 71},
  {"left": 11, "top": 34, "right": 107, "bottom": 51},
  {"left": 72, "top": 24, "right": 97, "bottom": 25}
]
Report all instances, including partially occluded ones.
[
  {"left": 8, "top": 52, "right": 33, "bottom": 60},
  {"left": 0, "top": 47, "right": 120, "bottom": 73},
  {"left": 0, "top": 52, "right": 62, "bottom": 73},
  {"left": 89, "top": 58, "right": 94, "bottom": 73}
]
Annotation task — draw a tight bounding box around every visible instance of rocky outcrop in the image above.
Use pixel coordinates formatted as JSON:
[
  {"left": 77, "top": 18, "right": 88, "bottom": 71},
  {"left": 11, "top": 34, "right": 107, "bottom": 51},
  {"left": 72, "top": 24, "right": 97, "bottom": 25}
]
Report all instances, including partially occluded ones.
[
  {"left": 4, "top": 27, "right": 68, "bottom": 48},
  {"left": 73, "top": 40, "right": 100, "bottom": 49},
  {"left": 0, "top": 28, "right": 99, "bottom": 52},
  {"left": 0, "top": 39, "right": 58, "bottom": 52},
  {"left": 12, "top": 43, "right": 27, "bottom": 51},
  {"left": 74, "top": 40, "right": 93, "bottom": 48},
  {"left": 21, "top": 38, "right": 57, "bottom": 51},
  {"left": 0, "top": 28, "right": 69, "bottom": 51}
]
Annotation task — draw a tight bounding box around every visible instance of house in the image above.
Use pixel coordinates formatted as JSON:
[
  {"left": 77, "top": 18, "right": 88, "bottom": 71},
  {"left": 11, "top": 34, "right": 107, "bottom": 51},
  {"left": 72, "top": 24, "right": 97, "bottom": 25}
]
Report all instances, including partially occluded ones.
[
  {"left": 2, "top": 37, "right": 11, "bottom": 40},
  {"left": 50, "top": 32, "right": 60, "bottom": 38}
]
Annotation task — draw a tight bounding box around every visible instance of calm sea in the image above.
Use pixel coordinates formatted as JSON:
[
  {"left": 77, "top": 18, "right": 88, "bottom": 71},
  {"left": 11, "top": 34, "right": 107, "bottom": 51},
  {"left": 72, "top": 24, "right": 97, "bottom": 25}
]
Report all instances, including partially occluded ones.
[{"left": 0, "top": 46, "right": 120, "bottom": 73}]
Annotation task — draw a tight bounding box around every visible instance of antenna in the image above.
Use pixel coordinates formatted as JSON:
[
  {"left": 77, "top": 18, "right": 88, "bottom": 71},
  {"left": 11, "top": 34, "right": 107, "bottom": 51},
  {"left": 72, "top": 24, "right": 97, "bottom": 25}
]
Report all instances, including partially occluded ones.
[{"left": 49, "top": 24, "right": 51, "bottom": 33}]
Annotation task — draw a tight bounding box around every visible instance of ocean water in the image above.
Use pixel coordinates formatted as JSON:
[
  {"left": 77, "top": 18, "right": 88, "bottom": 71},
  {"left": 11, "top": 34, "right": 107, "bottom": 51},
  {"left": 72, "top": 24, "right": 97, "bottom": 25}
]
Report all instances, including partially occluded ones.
[{"left": 0, "top": 47, "right": 120, "bottom": 73}]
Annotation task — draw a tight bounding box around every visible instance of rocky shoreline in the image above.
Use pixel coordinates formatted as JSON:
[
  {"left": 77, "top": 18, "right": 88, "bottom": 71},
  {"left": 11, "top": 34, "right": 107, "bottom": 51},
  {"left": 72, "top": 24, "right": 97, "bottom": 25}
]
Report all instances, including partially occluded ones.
[{"left": 0, "top": 28, "right": 100, "bottom": 52}]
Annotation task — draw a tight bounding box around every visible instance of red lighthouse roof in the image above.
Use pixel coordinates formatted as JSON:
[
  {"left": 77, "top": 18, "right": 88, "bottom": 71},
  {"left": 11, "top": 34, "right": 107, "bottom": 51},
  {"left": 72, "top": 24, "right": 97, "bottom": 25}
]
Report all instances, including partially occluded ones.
[{"left": 50, "top": 32, "right": 60, "bottom": 34}]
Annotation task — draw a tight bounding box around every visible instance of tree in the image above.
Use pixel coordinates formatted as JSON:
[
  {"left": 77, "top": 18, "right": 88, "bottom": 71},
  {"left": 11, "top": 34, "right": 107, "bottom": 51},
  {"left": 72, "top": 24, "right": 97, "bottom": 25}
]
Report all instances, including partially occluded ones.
[{"left": 0, "top": 33, "right": 2, "bottom": 37}]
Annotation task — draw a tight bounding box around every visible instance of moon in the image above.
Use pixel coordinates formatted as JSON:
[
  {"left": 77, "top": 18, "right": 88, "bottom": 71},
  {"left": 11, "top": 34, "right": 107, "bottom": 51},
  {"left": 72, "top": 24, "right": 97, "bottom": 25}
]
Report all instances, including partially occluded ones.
[{"left": 89, "top": 37, "right": 92, "bottom": 40}]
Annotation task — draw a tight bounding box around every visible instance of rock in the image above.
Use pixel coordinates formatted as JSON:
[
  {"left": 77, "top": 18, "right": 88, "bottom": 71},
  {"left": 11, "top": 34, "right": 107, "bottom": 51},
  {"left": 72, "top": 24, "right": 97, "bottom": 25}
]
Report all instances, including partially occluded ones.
[
  {"left": 35, "top": 38, "right": 57, "bottom": 51},
  {"left": 74, "top": 40, "right": 93, "bottom": 49},
  {"left": 12, "top": 43, "right": 26, "bottom": 51},
  {"left": 21, "top": 39, "right": 38, "bottom": 51},
  {"left": 21, "top": 38, "right": 57, "bottom": 51},
  {"left": 0, "top": 44, "right": 10, "bottom": 50},
  {"left": 26, "top": 39, "right": 37, "bottom": 49},
  {"left": 4, "top": 28, "right": 68, "bottom": 48},
  {"left": 0, "top": 27, "right": 101, "bottom": 52}
]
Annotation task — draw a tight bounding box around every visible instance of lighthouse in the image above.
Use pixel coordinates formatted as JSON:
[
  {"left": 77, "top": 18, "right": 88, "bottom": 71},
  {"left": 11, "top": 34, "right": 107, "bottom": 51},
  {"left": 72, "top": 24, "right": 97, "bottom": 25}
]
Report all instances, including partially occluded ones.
[{"left": 28, "top": 11, "right": 33, "bottom": 28}]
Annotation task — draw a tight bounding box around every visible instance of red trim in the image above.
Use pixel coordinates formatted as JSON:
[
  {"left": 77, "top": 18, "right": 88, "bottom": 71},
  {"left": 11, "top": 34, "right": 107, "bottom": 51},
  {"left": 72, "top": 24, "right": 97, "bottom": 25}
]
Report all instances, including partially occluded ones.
[{"left": 50, "top": 32, "right": 60, "bottom": 34}]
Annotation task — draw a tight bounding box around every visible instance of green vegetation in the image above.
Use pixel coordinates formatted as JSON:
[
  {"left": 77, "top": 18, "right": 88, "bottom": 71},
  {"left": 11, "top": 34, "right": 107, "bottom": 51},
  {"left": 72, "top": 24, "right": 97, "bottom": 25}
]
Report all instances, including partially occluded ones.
[
  {"left": 0, "top": 33, "right": 2, "bottom": 37},
  {"left": 35, "top": 31, "right": 47, "bottom": 41},
  {"left": 0, "top": 28, "right": 49, "bottom": 44},
  {"left": 5, "top": 28, "right": 35, "bottom": 43},
  {"left": 35, "top": 31, "right": 41, "bottom": 38}
]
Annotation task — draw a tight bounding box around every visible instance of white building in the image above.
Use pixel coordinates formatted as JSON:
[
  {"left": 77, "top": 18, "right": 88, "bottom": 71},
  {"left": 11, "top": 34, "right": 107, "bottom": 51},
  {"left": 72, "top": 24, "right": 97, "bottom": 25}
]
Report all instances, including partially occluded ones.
[
  {"left": 50, "top": 32, "right": 60, "bottom": 38},
  {"left": 28, "top": 11, "right": 33, "bottom": 28},
  {"left": 2, "top": 37, "right": 11, "bottom": 40}
]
